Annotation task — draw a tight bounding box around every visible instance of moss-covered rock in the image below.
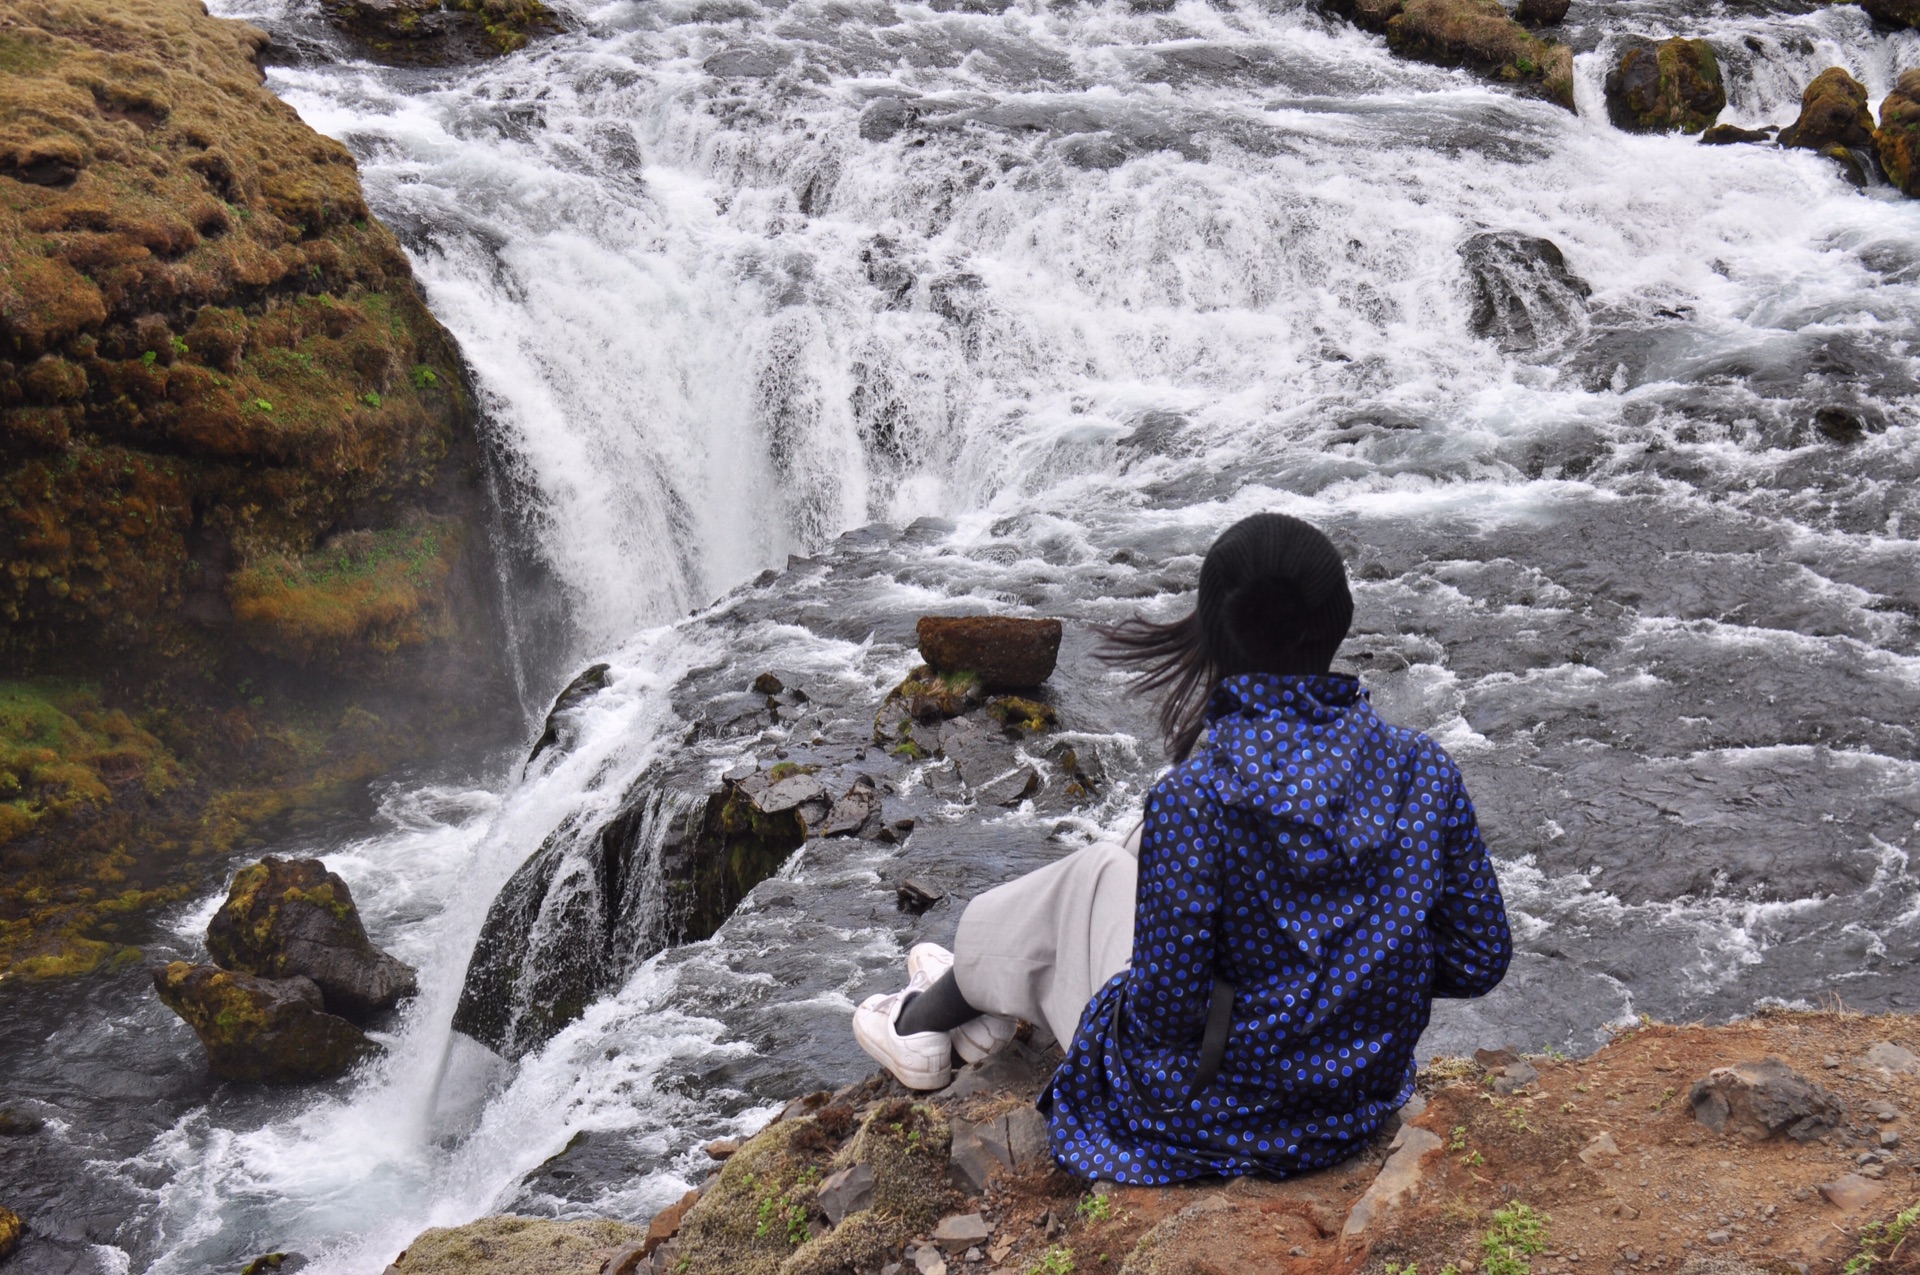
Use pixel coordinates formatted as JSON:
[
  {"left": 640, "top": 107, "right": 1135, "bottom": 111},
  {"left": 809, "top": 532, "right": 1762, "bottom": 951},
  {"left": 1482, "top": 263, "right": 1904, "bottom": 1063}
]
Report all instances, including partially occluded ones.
[
  {"left": 150, "top": 959, "right": 372, "bottom": 1082},
  {"left": 1877, "top": 70, "right": 1920, "bottom": 197},
  {"left": 0, "top": 1206, "right": 21, "bottom": 1262},
  {"left": 1343, "top": 0, "right": 1575, "bottom": 110},
  {"left": 1603, "top": 38, "right": 1725, "bottom": 135},
  {"left": 1779, "top": 67, "right": 1876, "bottom": 152},
  {"left": 386, "top": 1216, "right": 647, "bottom": 1274},
  {"left": 0, "top": 0, "right": 513, "bottom": 977},
  {"left": 206, "top": 856, "right": 416, "bottom": 1021},
  {"left": 1856, "top": 0, "right": 1919, "bottom": 28},
  {"left": 321, "top": 0, "right": 558, "bottom": 63}
]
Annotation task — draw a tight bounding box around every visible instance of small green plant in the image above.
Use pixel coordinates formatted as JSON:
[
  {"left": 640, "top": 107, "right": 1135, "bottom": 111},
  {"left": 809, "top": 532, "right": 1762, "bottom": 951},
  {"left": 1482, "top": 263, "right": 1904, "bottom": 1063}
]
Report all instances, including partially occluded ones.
[
  {"left": 1480, "top": 1203, "right": 1549, "bottom": 1275},
  {"left": 171, "top": 336, "right": 189, "bottom": 355},
  {"left": 1028, "top": 1246, "right": 1074, "bottom": 1275},
  {"left": 362, "top": 391, "right": 383, "bottom": 408},
  {"left": 140, "top": 349, "right": 158, "bottom": 367},
  {"left": 1505, "top": 1104, "right": 1532, "bottom": 1133},
  {"left": 1077, "top": 1192, "right": 1114, "bottom": 1223},
  {"left": 1448, "top": 1126, "right": 1469, "bottom": 1152},
  {"left": 1845, "top": 1200, "right": 1920, "bottom": 1274},
  {"left": 1649, "top": 1086, "right": 1676, "bottom": 1111},
  {"left": 410, "top": 364, "right": 440, "bottom": 390},
  {"left": 252, "top": 398, "right": 273, "bottom": 412}
]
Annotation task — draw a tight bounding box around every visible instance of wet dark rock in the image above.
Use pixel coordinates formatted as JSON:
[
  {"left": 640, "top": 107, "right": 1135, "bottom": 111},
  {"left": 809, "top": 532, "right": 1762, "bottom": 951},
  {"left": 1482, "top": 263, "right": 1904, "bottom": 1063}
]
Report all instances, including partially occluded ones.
[
  {"left": 1700, "top": 123, "right": 1773, "bottom": 145},
  {"left": 1814, "top": 406, "right": 1870, "bottom": 443},
  {"left": 151, "top": 962, "right": 373, "bottom": 1084},
  {"left": 859, "top": 97, "right": 920, "bottom": 142},
  {"left": 240, "top": 1254, "right": 309, "bottom": 1275},
  {"left": 321, "top": 0, "right": 556, "bottom": 62},
  {"left": 0, "top": 1110, "right": 44, "bottom": 1137},
  {"left": 1876, "top": 70, "right": 1920, "bottom": 197},
  {"left": 528, "top": 663, "right": 613, "bottom": 765},
  {"left": 751, "top": 671, "right": 784, "bottom": 695},
  {"left": 206, "top": 858, "right": 418, "bottom": 1023},
  {"left": 704, "top": 43, "right": 794, "bottom": 77},
  {"left": 1513, "top": 0, "right": 1567, "bottom": 26},
  {"left": 896, "top": 878, "right": 945, "bottom": 914},
  {"left": 1688, "top": 1058, "right": 1843, "bottom": 1142},
  {"left": 1604, "top": 38, "right": 1725, "bottom": 135},
  {"left": 916, "top": 616, "right": 1062, "bottom": 691},
  {"left": 1857, "top": 0, "right": 1919, "bottom": 29},
  {"left": 1778, "top": 68, "right": 1876, "bottom": 152},
  {"left": 1458, "top": 231, "right": 1592, "bottom": 352}
]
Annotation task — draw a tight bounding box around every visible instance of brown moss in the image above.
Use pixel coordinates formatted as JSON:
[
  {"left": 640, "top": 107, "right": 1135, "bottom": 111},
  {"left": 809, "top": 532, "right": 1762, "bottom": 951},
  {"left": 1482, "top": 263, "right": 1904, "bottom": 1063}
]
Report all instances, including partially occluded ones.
[
  {"left": 1876, "top": 69, "right": 1920, "bottom": 197},
  {"left": 1779, "top": 66, "right": 1875, "bottom": 151},
  {"left": 1351, "top": 0, "right": 1575, "bottom": 110}
]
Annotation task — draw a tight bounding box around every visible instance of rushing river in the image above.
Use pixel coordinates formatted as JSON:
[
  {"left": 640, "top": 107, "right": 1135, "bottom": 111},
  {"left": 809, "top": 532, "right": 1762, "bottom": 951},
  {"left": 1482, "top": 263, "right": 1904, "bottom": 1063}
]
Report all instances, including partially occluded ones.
[{"left": 4, "top": 0, "right": 1920, "bottom": 1269}]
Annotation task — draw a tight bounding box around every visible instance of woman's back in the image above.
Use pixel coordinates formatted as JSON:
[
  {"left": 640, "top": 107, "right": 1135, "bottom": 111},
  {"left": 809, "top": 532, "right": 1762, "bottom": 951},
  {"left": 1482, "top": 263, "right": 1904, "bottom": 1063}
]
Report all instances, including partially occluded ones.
[{"left": 1045, "top": 671, "right": 1511, "bottom": 1184}]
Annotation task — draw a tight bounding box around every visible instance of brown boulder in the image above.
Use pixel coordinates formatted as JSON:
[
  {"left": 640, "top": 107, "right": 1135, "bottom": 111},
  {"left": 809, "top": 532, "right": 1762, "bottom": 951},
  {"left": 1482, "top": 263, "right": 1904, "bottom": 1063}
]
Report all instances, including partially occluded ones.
[
  {"left": 207, "top": 857, "right": 418, "bottom": 1022},
  {"left": 1858, "top": 0, "right": 1919, "bottom": 28},
  {"left": 916, "top": 616, "right": 1063, "bottom": 691},
  {"left": 1514, "top": 0, "right": 1568, "bottom": 26},
  {"left": 1877, "top": 70, "right": 1920, "bottom": 197},
  {"left": 1604, "top": 38, "right": 1725, "bottom": 134},
  {"left": 1688, "top": 1058, "right": 1843, "bottom": 1142},
  {"left": 152, "top": 962, "right": 374, "bottom": 1084},
  {"left": 1385, "top": 0, "right": 1575, "bottom": 109},
  {"left": 0, "top": 1207, "right": 20, "bottom": 1262},
  {"left": 1779, "top": 67, "right": 1876, "bottom": 151}
]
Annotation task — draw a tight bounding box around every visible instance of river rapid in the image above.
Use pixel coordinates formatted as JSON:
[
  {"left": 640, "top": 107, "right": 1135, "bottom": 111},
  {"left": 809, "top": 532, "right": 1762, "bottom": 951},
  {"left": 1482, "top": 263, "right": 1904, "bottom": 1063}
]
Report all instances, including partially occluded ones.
[{"left": 3, "top": 0, "right": 1919, "bottom": 1269}]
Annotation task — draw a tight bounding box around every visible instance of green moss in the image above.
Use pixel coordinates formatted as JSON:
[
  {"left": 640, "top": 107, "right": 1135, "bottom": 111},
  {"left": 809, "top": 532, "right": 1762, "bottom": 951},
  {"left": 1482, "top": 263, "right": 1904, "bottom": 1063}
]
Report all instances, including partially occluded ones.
[
  {"left": 766, "top": 761, "right": 819, "bottom": 783},
  {"left": 987, "top": 695, "right": 1056, "bottom": 734},
  {"left": 0, "top": 679, "right": 180, "bottom": 845}
]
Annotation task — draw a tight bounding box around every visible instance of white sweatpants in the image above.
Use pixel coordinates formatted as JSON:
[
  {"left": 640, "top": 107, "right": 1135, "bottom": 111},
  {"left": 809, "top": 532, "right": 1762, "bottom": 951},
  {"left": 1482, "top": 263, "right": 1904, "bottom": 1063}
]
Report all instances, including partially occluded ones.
[{"left": 949, "top": 837, "right": 1138, "bottom": 1047}]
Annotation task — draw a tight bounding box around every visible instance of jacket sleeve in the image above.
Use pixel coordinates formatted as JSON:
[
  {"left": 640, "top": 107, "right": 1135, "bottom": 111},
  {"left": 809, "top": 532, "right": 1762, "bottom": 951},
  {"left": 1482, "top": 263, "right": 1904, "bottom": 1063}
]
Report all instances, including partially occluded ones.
[
  {"left": 1120, "top": 777, "right": 1220, "bottom": 1050},
  {"left": 1427, "top": 762, "right": 1512, "bottom": 999}
]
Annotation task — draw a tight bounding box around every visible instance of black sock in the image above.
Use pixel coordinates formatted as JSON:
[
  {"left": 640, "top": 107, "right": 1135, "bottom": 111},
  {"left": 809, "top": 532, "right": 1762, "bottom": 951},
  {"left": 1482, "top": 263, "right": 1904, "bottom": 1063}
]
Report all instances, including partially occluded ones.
[{"left": 894, "top": 969, "right": 982, "bottom": 1035}]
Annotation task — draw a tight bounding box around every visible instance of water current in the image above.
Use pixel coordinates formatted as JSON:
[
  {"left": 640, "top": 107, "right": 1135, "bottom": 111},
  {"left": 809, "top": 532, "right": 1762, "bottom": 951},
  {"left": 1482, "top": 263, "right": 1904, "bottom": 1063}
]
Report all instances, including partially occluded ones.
[{"left": 4, "top": 0, "right": 1920, "bottom": 1268}]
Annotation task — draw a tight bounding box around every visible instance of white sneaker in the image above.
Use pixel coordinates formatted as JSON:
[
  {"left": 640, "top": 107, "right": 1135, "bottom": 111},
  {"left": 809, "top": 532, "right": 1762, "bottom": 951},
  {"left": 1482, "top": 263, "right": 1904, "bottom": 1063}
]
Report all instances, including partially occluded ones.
[
  {"left": 853, "top": 989, "right": 953, "bottom": 1091},
  {"left": 908, "top": 943, "right": 1018, "bottom": 1065}
]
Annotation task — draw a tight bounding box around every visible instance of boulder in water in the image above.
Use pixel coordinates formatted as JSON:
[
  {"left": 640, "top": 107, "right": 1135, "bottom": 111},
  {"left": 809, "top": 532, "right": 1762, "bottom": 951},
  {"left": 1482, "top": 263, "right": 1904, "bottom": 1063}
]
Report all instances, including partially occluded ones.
[
  {"left": 1458, "top": 232, "right": 1592, "bottom": 352},
  {"left": 916, "top": 616, "right": 1062, "bottom": 691},
  {"left": 1603, "top": 38, "right": 1725, "bottom": 134},
  {"left": 321, "top": 0, "right": 557, "bottom": 59},
  {"left": 1876, "top": 70, "right": 1920, "bottom": 197},
  {"left": 1778, "top": 68, "right": 1876, "bottom": 152},
  {"left": 527, "top": 663, "right": 613, "bottom": 765},
  {"left": 206, "top": 858, "right": 418, "bottom": 1022},
  {"left": 1384, "top": 0, "right": 1575, "bottom": 109},
  {"left": 0, "top": 1207, "right": 19, "bottom": 1262},
  {"left": 1513, "top": 0, "right": 1568, "bottom": 26},
  {"left": 1700, "top": 123, "right": 1773, "bottom": 145},
  {"left": 1857, "top": 0, "right": 1919, "bottom": 28},
  {"left": 151, "top": 962, "right": 373, "bottom": 1083}
]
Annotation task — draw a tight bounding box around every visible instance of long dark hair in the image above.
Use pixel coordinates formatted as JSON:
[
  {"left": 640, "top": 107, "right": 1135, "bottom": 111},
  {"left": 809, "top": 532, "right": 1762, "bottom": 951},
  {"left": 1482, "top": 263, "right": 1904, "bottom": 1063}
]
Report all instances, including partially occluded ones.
[{"left": 1098, "top": 513, "right": 1354, "bottom": 762}]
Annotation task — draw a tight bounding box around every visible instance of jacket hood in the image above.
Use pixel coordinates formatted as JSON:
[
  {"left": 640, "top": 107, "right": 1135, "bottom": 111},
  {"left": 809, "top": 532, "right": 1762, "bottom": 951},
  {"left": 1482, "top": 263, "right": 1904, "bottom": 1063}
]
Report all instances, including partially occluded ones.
[{"left": 1202, "top": 673, "right": 1394, "bottom": 876}]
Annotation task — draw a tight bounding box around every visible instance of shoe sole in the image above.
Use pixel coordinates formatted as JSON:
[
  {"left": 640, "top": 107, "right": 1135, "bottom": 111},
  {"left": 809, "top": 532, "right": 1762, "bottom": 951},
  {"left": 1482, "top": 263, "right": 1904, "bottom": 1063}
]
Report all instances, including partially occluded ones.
[{"left": 853, "top": 1007, "right": 950, "bottom": 1091}]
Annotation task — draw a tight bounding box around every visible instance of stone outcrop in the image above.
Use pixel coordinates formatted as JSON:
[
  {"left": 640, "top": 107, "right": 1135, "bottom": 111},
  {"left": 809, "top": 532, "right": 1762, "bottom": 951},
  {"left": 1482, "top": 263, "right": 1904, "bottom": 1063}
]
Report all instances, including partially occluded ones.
[
  {"left": 0, "top": 1207, "right": 21, "bottom": 1263},
  {"left": 1701, "top": 123, "right": 1773, "bottom": 145},
  {"left": 1513, "top": 0, "right": 1567, "bottom": 25},
  {"left": 206, "top": 857, "right": 417, "bottom": 1021},
  {"left": 1688, "top": 1058, "right": 1844, "bottom": 1142},
  {"left": 1778, "top": 68, "right": 1877, "bottom": 152},
  {"left": 1877, "top": 70, "right": 1920, "bottom": 197},
  {"left": 383, "top": 1217, "right": 647, "bottom": 1275},
  {"left": 151, "top": 961, "right": 372, "bottom": 1083},
  {"left": 915, "top": 616, "right": 1062, "bottom": 692},
  {"left": 1458, "top": 231, "right": 1592, "bottom": 353},
  {"left": 1603, "top": 38, "right": 1726, "bottom": 134},
  {"left": 322, "top": 0, "right": 559, "bottom": 62},
  {"left": 0, "top": 0, "right": 513, "bottom": 980},
  {"left": 1330, "top": 0, "right": 1576, "bottom": 110},
  {"left": 1855, "top": 0, "right": 1918, "bottom": 28}
]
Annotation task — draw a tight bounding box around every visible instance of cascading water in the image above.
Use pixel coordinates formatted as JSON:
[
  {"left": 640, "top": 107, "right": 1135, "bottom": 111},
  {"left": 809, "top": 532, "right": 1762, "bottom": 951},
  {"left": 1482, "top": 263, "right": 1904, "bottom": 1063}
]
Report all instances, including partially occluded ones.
[{"left": 3, "top": 0, "right": 1918, "bottom": 1268}]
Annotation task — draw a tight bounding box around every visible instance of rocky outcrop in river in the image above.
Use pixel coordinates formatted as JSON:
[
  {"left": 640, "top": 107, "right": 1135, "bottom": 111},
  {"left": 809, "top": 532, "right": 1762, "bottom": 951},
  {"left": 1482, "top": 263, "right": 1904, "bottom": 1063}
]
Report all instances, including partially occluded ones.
[
  {"left": 152, "top": 857, "right": 411, "bottom": 1081},
  {"left": 1603, "top": 38, "right": 1726, "bottom": 135},
  {"left": 1878, "top": 70, "right": 1920, "bottom": 197},
  {"left": 0, "top": 0, "right": 514, "bottom": 980},
  {"left": 1324, "top": 0, "right": 1576, "bottom": 110}
]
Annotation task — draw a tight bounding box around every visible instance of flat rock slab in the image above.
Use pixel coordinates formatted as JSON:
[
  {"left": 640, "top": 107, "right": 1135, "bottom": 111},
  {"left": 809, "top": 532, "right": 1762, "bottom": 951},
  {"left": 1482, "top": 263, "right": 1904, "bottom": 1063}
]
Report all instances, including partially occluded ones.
[
  {"left": 817, "top": 1163, "right": 875, "bottom": 1225},
  {"left": 1862, "top": 1042, "right": 1920, "bottom": 1075},
  {"left": 1819, "top": 1173, "right": 1887, "bottom": 1212},
  {"left": 932, "top": 1213, "right": 992, "bottom": 1246},
  {"left": 1343, "top": 1124, "right": 1443, "bottom": 1238},
  {"left": 385, "top": 1216, "right": 647, "bottom": 1274}
]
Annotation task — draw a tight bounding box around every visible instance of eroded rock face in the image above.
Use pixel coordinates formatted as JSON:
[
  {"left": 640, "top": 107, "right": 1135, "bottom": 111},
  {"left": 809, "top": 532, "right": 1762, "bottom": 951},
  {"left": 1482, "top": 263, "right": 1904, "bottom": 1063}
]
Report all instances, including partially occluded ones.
[
  {"left": 1459, "top": 232, "right": 1592, "bottom": 353},
  {"left": 916, "top": 616, "right": 1063, "bottom": 691},
  {"left": 1604, "top": 38, "right": 1725, "bottom": 134},
  {"left": 1688, "top": 1058, "right": 1843, "bottom": 1142},
  {"left": 1876, "top": 70, "right": 1920, "bottom": 197},
  {"left": 207, "top": 857, "right": 418, "bottom": 1022},
  {"left": 151, "top": 962, "right": 372, "bottom": 1083},
  {"left": 1779, "top": 68, "right": 1876, "bottom": 152}
]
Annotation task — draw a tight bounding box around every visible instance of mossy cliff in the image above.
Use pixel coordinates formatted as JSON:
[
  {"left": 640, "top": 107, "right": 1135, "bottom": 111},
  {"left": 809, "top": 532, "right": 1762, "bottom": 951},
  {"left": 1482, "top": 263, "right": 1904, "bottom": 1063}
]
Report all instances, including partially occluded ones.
[{"left": 0, "top": 0, "right": 513, "bottom": 980}]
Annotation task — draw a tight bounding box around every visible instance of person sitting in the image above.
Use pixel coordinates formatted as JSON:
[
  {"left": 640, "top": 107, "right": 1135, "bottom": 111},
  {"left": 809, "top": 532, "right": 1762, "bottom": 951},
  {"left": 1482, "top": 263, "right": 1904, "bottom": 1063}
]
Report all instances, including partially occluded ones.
[{"left": 852, "top": 511, "right": 1512, "bottom": 1183}]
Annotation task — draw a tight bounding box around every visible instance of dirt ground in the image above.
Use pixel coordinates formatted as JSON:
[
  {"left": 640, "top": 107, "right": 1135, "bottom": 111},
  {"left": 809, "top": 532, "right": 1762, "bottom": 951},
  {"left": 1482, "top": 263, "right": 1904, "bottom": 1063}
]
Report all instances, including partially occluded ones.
[{"left": 894, "top": 1011, "right": 1920, "bottom": 1275}]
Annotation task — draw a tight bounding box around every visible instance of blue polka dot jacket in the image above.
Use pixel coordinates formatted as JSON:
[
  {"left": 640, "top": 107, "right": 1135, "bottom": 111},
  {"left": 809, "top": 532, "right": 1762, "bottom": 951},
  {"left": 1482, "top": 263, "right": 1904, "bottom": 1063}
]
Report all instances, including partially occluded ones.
[{"left": 1043, "top": 672, "right": 1512, "bottom": 1183}]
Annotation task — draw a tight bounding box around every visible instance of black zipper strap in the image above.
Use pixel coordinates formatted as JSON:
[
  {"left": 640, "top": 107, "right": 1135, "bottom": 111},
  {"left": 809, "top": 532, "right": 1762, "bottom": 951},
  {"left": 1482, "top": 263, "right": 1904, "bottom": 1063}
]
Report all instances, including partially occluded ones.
[{"left": 1193, "top": 978, "right": 1235, "bottom": 1093}]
